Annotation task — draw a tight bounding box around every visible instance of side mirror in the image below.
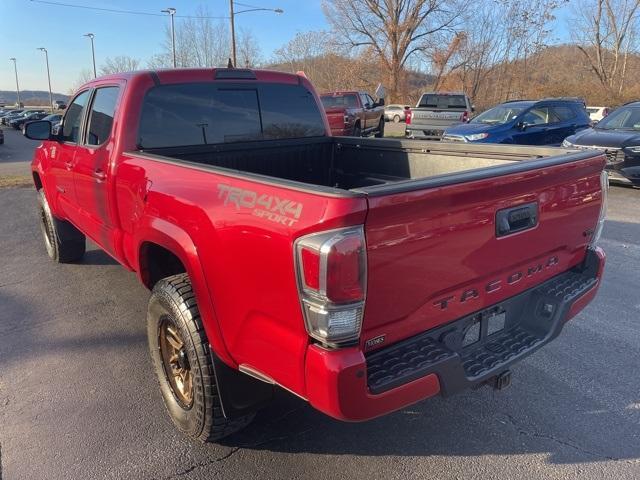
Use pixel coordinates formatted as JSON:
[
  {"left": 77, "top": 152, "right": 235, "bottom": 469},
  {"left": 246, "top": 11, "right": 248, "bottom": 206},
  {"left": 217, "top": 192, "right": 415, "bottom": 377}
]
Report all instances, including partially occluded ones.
[
  {"left": 516, "top": 121, "right": 527, "bottom": 131},
  {"left": 377, "top": 98, "right": 385, "bottom": 107},
  {"left": 23, "top": 120, "right": 52, "bottom": 140}
]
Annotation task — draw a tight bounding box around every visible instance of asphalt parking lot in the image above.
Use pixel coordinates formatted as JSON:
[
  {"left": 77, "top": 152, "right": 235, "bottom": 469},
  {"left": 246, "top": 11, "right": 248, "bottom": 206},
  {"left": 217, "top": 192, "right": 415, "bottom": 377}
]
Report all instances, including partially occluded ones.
[{"left": 0, "top": 126, "right": 639, "bottom": 480}]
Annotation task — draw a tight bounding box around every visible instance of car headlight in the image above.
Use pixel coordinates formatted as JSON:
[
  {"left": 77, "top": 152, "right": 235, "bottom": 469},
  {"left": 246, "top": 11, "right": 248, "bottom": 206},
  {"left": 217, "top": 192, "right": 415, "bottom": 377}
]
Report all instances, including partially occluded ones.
[
  {"left": 561, "top": 139, "right": 573, "bottom": 148},
  {"left": 464, "top": 133, "right": 489, "bottom": 141},
  {"left": 624, "top": 145, "right": 640, "bottom": 153}
]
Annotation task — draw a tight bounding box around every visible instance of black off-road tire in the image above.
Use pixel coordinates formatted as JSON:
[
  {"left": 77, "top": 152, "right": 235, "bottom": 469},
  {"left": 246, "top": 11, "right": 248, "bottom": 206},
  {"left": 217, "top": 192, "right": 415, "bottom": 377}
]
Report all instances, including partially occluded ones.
[
  {"left": 147, "top": 273, "right": 255, "bottom": 442},
  {"left": 352, "top": 122, "right": 362, "bottom": 137},
  {"left": 37, "top": 190, "right": 85, "bottom": 263},
  {"left": 374, "top": 118, "right": 385, "bottom": 138}
]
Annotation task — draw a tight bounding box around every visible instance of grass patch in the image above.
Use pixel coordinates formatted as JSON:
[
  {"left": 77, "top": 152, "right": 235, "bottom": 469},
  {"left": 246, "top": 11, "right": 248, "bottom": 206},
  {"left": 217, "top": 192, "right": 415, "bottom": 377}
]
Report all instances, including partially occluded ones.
[{"left": 0, "top": 175, "right": 33, "bottom": 189}]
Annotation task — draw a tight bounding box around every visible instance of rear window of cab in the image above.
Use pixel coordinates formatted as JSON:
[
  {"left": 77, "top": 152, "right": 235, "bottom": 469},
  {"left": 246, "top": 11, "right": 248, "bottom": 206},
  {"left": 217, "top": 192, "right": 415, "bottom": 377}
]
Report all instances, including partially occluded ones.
[{"left": 138, "top": 82, "right": 326, "bottom": 149}]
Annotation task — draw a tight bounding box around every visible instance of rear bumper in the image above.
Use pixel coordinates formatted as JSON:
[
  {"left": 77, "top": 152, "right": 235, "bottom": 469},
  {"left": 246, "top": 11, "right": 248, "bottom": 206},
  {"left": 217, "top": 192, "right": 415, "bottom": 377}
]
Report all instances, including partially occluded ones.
[
  {"left": 330, "top": 126, "right": 353, "bottom": 136},
  {"left": 304, "top": 247, "right": 605, "bottom": 421},
  {"left": 405, "top": 126, "right": 447, "bottom": 140}
]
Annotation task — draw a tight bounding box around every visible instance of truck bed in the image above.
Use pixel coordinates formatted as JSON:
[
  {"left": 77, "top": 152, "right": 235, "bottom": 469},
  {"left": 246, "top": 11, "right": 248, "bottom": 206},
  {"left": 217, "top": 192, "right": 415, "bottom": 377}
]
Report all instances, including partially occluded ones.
[{"left": 138, "top": 137, "right": 595, "bottom": 194}]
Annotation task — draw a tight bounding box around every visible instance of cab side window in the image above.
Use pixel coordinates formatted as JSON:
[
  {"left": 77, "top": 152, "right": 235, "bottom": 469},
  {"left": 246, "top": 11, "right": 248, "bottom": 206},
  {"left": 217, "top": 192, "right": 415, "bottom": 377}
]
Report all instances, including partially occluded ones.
[
  {"left": 522, "top": 107, "right": 550, "bottom": 126},
  {"left": 62, "top": 90, "right": 90, "bottom": 143},
  {"left": 86, "top": 87, "right": 120, "bottom": 146}
]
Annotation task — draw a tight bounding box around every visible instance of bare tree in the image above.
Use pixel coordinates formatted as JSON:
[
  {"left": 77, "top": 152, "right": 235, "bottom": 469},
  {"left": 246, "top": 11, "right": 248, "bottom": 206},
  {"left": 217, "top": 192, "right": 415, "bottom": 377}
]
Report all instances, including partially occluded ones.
[
  {"left": 150, "top": 6, "right": 230, "bottom": 68},
  {"left": 322, "top": 0, "right": 466, "bottom": 102},
  {"left": 69, "top": 68, "right": 94, "bottom": 94},
  {"left": 570, "top": 0, "right": 640, "bottom": 98},
  {"left": 237, "top": 28, "right": 262, "bottom": 67},
  {"left": 429, "top": 0, "right": 564, "bottom": 106},
  {"left": 273, "top": 31, "right": 333, "bottom": 73},
  {"left": 100, "top": 56, "right": 140, "bottom": 75}
]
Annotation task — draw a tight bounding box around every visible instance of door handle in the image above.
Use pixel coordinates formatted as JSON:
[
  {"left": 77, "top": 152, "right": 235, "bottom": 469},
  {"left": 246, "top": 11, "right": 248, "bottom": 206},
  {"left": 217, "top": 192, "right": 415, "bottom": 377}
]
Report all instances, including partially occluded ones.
[{"left": 92, "top": 169, "right": 107, "bottom": 181}]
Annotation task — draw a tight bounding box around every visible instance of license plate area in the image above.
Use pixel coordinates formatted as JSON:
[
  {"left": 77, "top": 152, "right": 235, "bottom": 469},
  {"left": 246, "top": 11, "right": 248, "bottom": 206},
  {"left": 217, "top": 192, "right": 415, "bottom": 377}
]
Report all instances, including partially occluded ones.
[{"left": 460, "top": 307, "right": 507, "bottom": 350}]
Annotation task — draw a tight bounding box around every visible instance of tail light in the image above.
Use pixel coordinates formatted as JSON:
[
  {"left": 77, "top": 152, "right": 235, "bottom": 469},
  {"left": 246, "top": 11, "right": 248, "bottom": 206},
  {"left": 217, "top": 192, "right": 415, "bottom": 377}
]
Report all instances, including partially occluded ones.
[
  {"left": 460, "top": 110, "right": 469, "bottom": 123},
  {"left": 294, "top": 226, "right": 367, "bottom": 347},
  {"left": 590, "top": 170, "right": 608, "bottom": 248},
  {"left": 406, "top": 109, "right": 412, "bottom": 125}
]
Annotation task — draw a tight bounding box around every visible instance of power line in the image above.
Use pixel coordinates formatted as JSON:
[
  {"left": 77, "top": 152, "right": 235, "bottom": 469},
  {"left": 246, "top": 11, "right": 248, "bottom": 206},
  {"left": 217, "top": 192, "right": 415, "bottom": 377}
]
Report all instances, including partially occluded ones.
[
  {"left": 28, "top": 0, "right": 228, "bottom": 19},
  {"left": 235, "top": 2, "right": 267, "bottom": 9}
]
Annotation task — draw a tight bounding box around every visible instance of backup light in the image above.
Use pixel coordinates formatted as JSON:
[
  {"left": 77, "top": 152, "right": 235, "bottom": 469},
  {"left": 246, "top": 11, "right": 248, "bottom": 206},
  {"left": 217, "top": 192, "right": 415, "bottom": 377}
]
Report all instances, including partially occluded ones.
[{"left": 295, "top": 226, "right": 367, "bottom": 347}]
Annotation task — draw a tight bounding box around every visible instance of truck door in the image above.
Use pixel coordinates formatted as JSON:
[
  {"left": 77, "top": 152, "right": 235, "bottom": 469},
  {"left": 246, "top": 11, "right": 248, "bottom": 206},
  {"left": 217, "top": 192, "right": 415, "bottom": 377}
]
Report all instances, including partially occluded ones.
[
  {"left": 513, "top": 106, "right": 551, "bottom": 145},
  {"left": 49, "top": 89, "right": 91, "bottom": 218},
  {"left": 71, "top": 85, "right": 121, "bottom": 254},
  {"left": 359, "top": 93, "right": 375, "bottom": 131}
]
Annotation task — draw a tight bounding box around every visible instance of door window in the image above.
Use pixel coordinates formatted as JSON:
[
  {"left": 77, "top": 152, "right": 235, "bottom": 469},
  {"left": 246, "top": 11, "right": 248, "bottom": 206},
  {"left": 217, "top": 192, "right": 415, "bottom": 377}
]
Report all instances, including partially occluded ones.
[
  {"left": 551, "top": 106, "right": 576, "bottom": 122},
  {"left": 521, "top": 108, "right": 550, "bottom": 126},
  {"left": 62, "top": 90, "right": 90, "bottom": 143},
  {"left": 359, "top": 93, "right": 370, "bottom": 108},
  {"left": 86, "top": 87, "right": 120, "bottom": 146}
]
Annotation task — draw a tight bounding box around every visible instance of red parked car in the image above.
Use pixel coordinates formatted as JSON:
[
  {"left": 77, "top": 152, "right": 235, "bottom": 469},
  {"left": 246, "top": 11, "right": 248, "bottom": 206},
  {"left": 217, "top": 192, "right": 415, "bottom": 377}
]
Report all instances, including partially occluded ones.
[
  {"left": 25, "top": 68, "right": 607, "bottom": 442},
  {"left": 320, "top": 90, "right": 385, "bottom": 137}
]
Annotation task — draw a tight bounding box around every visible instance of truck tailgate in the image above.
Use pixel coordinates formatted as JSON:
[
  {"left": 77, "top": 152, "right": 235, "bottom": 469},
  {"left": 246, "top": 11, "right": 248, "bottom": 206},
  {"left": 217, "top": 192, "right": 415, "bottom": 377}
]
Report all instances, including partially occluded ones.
[
  {"left": 360, "top": 153, "right": 605, "bottom": 350},
  {"left": 324, "top": 108, "right": 347, "bottom": 129},
  {"left": 411, "top": 109, "right": 463, "bottom": 127}
]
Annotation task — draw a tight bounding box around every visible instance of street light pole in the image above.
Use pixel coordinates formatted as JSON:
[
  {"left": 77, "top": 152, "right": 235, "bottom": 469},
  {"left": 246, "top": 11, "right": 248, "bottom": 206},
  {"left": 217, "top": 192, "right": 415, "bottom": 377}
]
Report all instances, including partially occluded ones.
[
  {"left": 228, "top": 1, "right": 283, "bottom": 68},
  {"left": 84, "top": 33, "right": 97, "bottom": 78},
  {"left": 229, "top": 0, "right": 236, "bottom": 67},
  {"left": 9, "top": 58, "right": 21, "bottom": 107},
  {"left": 37, "top": 48, "right": 54, "bottom": 113},
  {"left": 161, "top": 7, "right": 177, "bottom": 68}
]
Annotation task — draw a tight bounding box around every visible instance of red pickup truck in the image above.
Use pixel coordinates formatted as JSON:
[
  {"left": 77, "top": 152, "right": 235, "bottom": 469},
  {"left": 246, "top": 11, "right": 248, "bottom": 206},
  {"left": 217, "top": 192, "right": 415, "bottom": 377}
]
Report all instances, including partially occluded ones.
[
  {"left": 320, "top": 90, "right": 385, "bottom": 137},
  {"left": 25, "top": 68, "right": 607, "bottom": 442}
]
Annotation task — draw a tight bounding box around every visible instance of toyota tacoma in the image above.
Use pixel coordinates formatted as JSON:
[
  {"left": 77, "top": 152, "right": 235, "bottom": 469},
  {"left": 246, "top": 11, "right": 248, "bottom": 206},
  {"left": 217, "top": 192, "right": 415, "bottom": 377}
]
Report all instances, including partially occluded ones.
[{"left": 25, "top": 68, "right": 607, "bottom": 442}]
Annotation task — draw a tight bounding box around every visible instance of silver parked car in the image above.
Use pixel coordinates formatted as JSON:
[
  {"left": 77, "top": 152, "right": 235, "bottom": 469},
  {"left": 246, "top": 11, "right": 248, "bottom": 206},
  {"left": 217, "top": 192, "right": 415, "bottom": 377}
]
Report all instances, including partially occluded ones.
[{"left": 384, "top": 104, "right": 409, "bottom": 123}]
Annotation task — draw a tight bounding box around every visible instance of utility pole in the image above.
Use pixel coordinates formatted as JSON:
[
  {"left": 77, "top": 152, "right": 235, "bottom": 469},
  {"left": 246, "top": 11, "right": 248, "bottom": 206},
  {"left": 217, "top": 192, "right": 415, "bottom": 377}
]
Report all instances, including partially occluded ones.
[
  {"left": 84, "top": 33, "right": 97, "bottom": 78},
  {"left": 37, "top": 48, "right": 54, "bottom": 113},
  {"left": 161, "top": 7, "right": 177, "bottom": 68},
  {"left": 229, "top": 0, "right": 236, "bottom": 67},
  {"left": 9, "top": 58, "right": 21, "bottom": 107},
  {"left": 228, "top": 1, "right": 283, "bottom": 68}
]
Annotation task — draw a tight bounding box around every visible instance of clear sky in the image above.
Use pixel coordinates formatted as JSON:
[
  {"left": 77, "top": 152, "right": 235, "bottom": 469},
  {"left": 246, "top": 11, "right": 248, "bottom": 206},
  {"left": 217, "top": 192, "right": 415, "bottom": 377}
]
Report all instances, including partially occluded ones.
[
  {"left": 0, "top": 0, "right": 572, "bottom": 95},
  {"left": 0, "top": 0, "right": 327, "bottom": 93}
]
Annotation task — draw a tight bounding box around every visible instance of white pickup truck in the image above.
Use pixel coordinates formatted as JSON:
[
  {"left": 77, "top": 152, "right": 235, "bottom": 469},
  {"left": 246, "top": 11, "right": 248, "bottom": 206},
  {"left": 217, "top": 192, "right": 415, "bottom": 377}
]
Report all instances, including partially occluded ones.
[{"left": 406, "top": 92, "right": 474, "bottom": 140}]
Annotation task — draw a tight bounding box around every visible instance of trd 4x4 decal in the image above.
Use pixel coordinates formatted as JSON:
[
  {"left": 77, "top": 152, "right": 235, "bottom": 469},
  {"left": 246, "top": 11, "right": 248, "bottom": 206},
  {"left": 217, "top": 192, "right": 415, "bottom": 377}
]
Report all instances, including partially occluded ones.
[{"left": 217, "top": 184, "right": 303, "bottom": 227}]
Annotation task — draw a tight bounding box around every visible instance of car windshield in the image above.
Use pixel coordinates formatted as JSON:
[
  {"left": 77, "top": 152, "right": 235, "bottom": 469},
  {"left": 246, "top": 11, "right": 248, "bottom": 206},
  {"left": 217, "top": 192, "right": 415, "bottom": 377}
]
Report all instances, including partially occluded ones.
[
  {"left": 595, "top": 107, "right": 640, "bottom": 130},
  {"left": 320, "top": 94, "right": 358, "bottom": 109},
  {"left": 471, "top": 105, "right": 526, "bottom": 125}
]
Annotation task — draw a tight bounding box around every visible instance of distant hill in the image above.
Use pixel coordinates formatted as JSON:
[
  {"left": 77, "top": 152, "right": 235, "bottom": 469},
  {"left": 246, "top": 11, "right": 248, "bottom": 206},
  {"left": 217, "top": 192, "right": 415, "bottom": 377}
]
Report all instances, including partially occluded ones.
[{"left": 0, "top": 90, "right": 68, "bottom": 106}]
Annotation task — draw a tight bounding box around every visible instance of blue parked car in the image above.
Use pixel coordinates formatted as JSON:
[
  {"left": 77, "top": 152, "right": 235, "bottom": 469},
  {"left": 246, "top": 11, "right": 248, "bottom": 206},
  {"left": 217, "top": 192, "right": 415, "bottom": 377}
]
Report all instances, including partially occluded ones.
[{"left": 442, "top": 98, "right": 591, "bottom": 145}]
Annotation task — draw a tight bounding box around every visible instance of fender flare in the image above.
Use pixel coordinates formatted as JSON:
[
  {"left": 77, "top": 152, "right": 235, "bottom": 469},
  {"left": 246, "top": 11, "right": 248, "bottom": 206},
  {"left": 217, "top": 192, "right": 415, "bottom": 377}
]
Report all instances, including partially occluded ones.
[{"left": 133, "top": 216, "right": 236, "bottom": 367}]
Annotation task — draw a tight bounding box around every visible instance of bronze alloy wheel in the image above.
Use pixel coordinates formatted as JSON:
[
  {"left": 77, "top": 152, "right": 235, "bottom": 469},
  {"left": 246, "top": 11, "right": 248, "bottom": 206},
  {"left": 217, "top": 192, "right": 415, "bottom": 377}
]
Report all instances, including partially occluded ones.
[{"left": 158, "top": 317, "right": 194, "bottom": 409}]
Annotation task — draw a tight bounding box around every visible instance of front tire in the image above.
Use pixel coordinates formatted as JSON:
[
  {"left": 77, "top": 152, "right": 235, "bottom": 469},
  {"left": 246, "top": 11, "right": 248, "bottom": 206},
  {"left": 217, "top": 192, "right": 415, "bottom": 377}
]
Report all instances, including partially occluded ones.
[
  {"left": 393, "top": 114, "right": 400, "bottom": 123},
  {"left": 38, "top": 190, "right": 85, "bottom": 263},
  {"left": 352, "top": 122, "right": 362, "bottom": 137},
  {"left": 147, "top": 273, "right": 254, "bottom": 442}
]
